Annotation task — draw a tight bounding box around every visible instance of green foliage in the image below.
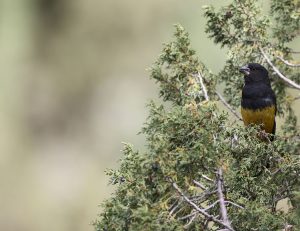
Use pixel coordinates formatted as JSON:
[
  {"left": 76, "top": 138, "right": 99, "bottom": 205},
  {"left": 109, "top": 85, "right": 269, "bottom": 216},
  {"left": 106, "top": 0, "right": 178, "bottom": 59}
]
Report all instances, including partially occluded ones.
[
  {"left": 94, "top": 1, "right": 300, "bottom": 230},
  {"left": 289, "top": 189, "right": 300, "bottom": 229},
  {"left": 204, "top": 0, "right": 300, "bottom": 113},
  {"left": 271, "top": 0, "right": 300, "bottom": 43},
  {"left": 150, "top": 24, "right": 216, "bottom": 106}
]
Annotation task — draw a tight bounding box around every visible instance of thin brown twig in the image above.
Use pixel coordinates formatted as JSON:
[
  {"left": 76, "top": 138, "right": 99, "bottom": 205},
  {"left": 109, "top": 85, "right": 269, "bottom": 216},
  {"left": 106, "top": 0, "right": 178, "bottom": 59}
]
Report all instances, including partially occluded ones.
[
  {"left": 225, "top": 201, "right": 244, "bottom": 210},
  {"left": 276, "top": 56, "right": 300, "bottom": 67},
  {"left": 217, "top": 168, "right": 233, "bottom": 230},
  {"left": 293, "top": 95, "right": 300, "bottom": 101},
  {"left": 203, "top": 200, "right": 244, "bottom": 212},
  {"left": 178, "top": 211, "right": 198, "bottom": 220},
  {"left": 289, "top": 50, "right": 300, "bottom": 54},
  {"left": 169, "top": 199, "right": 182, "bottom": 216},
  {"left": 201, "top": 174, "right": 214, "bottom": 182},
  {"left": 215, "top": 91, "right": 243, "bottom": 121},
  {"left": 204, "top": 200, "right": 220, "bottom": 211},
  {"left": 193, "top": 180, "right": 207, "bottom": 190},
  {"left": 194, "top": 72, "right": 210, "bottom": 101},
  {"left": 183, "top": 212, "right": 198, "bottom": 229},
  {"left": 170, "top": 180, "right": 235, "bottom": 231},
  {"left": 259, "top": 47, "right": 300, "bottom": 90},
  {"left": 190, "top": 189, "right": 218, "bottom": 203}
]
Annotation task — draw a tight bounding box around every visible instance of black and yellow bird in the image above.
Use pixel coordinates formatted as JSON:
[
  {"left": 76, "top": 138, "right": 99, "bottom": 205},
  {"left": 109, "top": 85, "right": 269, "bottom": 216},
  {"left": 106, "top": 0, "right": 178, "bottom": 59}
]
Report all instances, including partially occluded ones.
[{"left": 239, "top": 63, "right": 276, "bottom": 141}]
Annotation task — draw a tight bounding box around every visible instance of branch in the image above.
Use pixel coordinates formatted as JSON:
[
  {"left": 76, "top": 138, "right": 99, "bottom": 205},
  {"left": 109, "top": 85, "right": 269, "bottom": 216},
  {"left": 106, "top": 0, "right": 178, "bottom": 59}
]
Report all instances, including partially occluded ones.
[
  {"left": 169, "top": 199, "right": 182, "bottom": 216},
  {"left": 203, "top": 199, "right": 244, "bottom": 212},
  {"left": 170, "top": 180, "right": 235, "bottom": 231},
  {"left": 225, "top": 201, "right": 244, "bottom": 210},
  {"left": 183, "top": 212, "right": 198, "bottom": 229},
  {"left": 215, "top": 91, "right": 243, "bottom": 121},
  {"left": 178, "top": 211, "right": 197, "bottom": 220},
  {"left": 293, "top": 95, "right": 300, "bottom": 101},
  {"left": 217, "top": 168, "right": 233, "bottom": 230},
  {"left": 259, "top": 47, "right": 300, "bottom": 90},
  {"left": 193, "top": 179, "right": 207, "bottom": 190},
  {"left": 289, "top": 50, "right": 300, "bottom": 54},
  {"left": 277, "top": 56, "right": 300, "bottom": 67},
  {"left": 190, "top": 189, "right": 218, "bottom": 203},
  {"left": 204, "top": 200, "right": 220, "bottom": 211},
  {"left": 201, "top": 174, "right": 214, "bottom": 182},
  {"left": 194, "top": 72, "right": 210, "bottom": 101}
]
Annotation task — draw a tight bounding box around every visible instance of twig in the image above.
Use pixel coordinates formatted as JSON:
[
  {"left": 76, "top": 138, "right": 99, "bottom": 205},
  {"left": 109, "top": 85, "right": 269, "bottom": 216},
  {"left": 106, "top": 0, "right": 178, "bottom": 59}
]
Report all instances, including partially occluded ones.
[
  {"left": 201, "top": 174, "right": 214, "bottom": 182},
  {"left": 194, "top": 72, "right": 210, "bottom": 101},
  {"left": 169, "top": 199, "right": 182, "bottom": 216},
  {"left": 217, "top": 168, "right": 233, "bottom": 230},
  {"left": 170, "top": 180, "right": 235, "bottom": 231},
  {"left": 231, "top": 134, "right": 239, "bottom": 148},
  {"left": 183, "top": 212, "right": 198, "bottom": 229},
  {"left": 289, "top": 50, "right": 300, "bottom": 54},
  {"left": 193, "top": 180, "right": 207, "bottom": 190},
  {"left": 271, "top": 168, "right": 281, "bottom": 176},
  {"left": 203, "top": 219, "right": 210, "bottom": 230},
  {"left": 225, "top": 201, "right": 244, "bottom": 210},
  {"left": 293, "top": 95, "right": 300, "bottom": 101},
  {"left": 203, "top": 199, "right": 244, "bottom": 212},
  {"left": 172, "top": 207, "right": 186, "bottom": 218},
  {"left": 259, "top": 47, "right": 300, "bottom": 90},
  {"left": 203, "top": 199, "right": 244, "bottom": 211},
  {"left": 190, "top": 189, "right": 218, "bottom": 203},
  {"left": 204, "top": 200, "right": 220, "bottom": 211},
  {"left": 215, "top": 91, "right": 243, "bottom": 121},
  {"left": 178, "top": 211, "right": 198, "bottom": 220},
  {"left": 277, "top": 56, "right": 300, "bottom": 67}
]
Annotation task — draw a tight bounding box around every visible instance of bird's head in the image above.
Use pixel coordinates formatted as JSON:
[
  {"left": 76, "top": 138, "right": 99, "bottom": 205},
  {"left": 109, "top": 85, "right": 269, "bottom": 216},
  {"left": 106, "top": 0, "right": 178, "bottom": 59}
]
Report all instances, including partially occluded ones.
[{"left": 239, "top": 63, "right": 270, "bottom": 84}]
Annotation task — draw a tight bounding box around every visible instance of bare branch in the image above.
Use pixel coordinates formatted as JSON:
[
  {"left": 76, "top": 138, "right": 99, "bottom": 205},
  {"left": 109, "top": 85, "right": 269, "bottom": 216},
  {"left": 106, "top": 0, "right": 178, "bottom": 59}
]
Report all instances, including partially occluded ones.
[
  {"left": 271, "top": 168, "right": 282, "bottom": 176},
  {"left": 170, "top": 180, "right": 235, "bottom": 231},
  {"left": 204, "top": 200, "right": 220, "bottom": 211},
  {"left": 203, "top": 219, "right": 210, "bottom": 230},
  {"left": 201, "top": 174, "right": 214, "bottom": 182},
  {"left": 183, "top": 212, "right": 198, "bottom": 229},
  {"left": 190, "top": 189, "right": 218, "bottom": 203},
  {"left": 289, "top": 50, "right": 300, "bottom": 54},
  {"left": 259, "top": 47, "right": 300, "bottom": 90},
  {"left": 203, "top": 200, "right": 244, "bottom": 212},
  {"left": 217, "top": 168, "right": 233, "bottom": 230},
  {"left": 215, "top": 91, "right": 243, "bottom": 121},
  {"left": 277, "top": 56, "right": 300, "bottom": 67},
  {"left": 193, "top": 179, "right": 207, "bottom": 190},
  {"left": 293, "top": 95, "right": 300, "bottom": 101},
  {"left": 194, "top": 72, "right": 210, "bottom": 101},
  {"left": 225, "top": 201, "right": 244, "bottom": 210},
  {"left": 178, "top": 211, "right": 197, "bottom": 220},
  {"left": 169, "top": 199, "right": 182, "bottom": 216}
]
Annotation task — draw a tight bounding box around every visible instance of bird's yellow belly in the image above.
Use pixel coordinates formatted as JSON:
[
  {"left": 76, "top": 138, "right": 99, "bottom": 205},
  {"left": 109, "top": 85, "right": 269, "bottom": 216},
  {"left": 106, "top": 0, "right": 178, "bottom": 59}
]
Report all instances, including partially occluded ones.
[{"left": 241, "top": 106, "right": 276, "bottom": 134}]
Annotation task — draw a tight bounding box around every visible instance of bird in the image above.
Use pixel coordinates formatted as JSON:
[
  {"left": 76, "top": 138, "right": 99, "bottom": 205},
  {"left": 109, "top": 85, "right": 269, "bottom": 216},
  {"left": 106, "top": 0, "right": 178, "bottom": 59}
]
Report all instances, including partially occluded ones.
[{"left": 239, "top": 63, "right": 276, "bottom": 141}]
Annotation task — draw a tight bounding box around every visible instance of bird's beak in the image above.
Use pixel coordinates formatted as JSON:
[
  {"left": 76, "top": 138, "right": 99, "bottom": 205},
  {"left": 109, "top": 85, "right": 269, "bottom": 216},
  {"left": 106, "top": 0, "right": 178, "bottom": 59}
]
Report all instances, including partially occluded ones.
[{"left": 239, "top": 65, "right": 250, "bottom": 76}]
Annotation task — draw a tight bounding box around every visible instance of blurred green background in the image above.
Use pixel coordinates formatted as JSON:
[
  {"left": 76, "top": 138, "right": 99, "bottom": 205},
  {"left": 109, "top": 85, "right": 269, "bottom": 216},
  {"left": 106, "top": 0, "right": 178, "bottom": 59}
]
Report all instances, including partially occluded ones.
[{"left": 0, "top": 1, "right": 298, "bottom": 231}]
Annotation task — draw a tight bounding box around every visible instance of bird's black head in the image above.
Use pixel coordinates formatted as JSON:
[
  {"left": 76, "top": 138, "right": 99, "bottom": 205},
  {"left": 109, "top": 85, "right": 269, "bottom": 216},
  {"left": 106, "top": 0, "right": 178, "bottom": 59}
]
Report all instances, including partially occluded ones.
[{"left": 239, "top": 63, "right": 270, "bottom": 84}]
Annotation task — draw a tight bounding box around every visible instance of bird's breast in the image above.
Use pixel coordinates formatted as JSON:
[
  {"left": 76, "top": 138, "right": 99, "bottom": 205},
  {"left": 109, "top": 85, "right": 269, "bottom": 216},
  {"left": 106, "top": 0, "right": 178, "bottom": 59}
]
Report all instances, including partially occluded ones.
[{"left": 241, "top": 106, "right": 276, "bottom": 134}]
